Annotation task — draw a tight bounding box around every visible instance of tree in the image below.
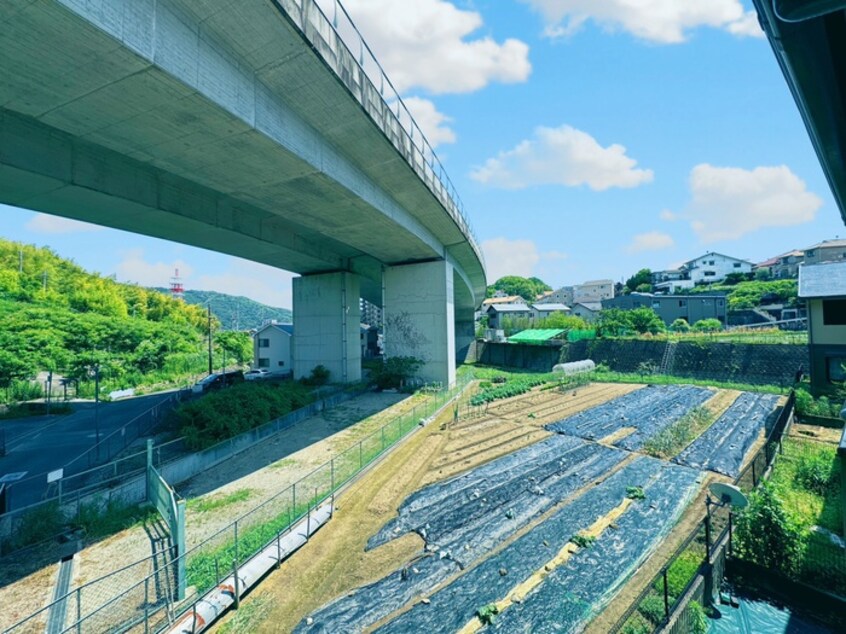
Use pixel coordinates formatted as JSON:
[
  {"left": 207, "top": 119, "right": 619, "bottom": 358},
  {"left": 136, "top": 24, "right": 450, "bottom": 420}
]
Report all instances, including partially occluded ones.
[
  {"left": 488, "top": 276, "right": 551, "bottom": 302},
  {"left": 625, "top": 269, "right": 652, "bottom": 293},
  {"left": 540, "top": 313, "right": 589, "bottom": 331},
  {"left": 628, "top": 308, "right": 665, "bottom": 334},
  {"left": 692, "top": 318, "right": 722, "bottom": 333},
  {"left": 669, "top": 318, "right": 690, "bottom": 333},
  {"left": 755, "top": 268, "right": 772, "bottom": 281},
  {"left": 596, "top": 308, "right": 632, "bottom": 337},
  {"left": 215, "top": 331, "right": 252, "bottom": 365}
]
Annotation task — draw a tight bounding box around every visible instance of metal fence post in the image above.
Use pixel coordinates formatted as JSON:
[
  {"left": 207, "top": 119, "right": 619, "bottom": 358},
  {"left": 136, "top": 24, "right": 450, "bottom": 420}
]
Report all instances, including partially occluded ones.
[
  {"left": 728, "top": 512, "right": 733, "bottom": 557},
  {"left": 277, "top": 530, "right": 282, "bottom": 569},
  {"left": 234, "top": 521, "right": 239, "bottom": 564},
  {"left": 704, "top": 516, "right": 711, "bottom": 560},
  {"left": 144, "top": 576, "right": 150, "bottom": 634},
  {"left": 232, "top": 559, "right": 240, "bottom": 610},
  {"left": 293, "top": 483, "right": 297, "bottom": 516},
  {"left": 306, "top": 497, "right": 311, "bottom": 540},
  {"left": 76, "top": 588, "right": 82, "bottom": 634},
  {"left": 662, "top": 567, "right": 670, "bottom": 621}
]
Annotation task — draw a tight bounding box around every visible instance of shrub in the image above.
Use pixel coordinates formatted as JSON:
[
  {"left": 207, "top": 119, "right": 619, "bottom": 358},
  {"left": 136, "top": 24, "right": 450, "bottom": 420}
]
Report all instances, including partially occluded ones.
[
  {"left": 692, "top": 318, "right": 722, "bottom": 333},
  {"left": 795, "top": 451, "right": 837, "bottom": 495},
  {"left": 688, "top": 600, "right": 708, "bottom": 634},
  {"left": 626, "top": 486, "right": 646, "bottom": 500},
  {"left": 477, "top": 603, "right": 499, "bottom": 625},
  {"left": 570, "top": 534, "right": 596, "bottom": 548},
  {"left": 734, "top": 483, "right": 803, "bottom": 576},
  {"left": 370, "top": 356, "right": 423, "bottom": 390},
  {"left": 638, "top": 594, "right": 666, "bottom": 625},
  {"left": 669, "top": 318, "right": 690, "bottom": 333},
  {"left": 620, "top": 614, "right": 653, "bottom": 634},
  {"left": 10, "top": 502, "right": 64, "bottom": 549},
  {"left": 302, "top": 364, "right": 330, "bottom": 386}
]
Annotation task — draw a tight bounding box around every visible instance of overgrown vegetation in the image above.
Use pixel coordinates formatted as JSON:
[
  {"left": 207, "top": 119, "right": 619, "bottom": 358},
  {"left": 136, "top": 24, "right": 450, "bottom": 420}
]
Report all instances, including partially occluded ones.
[
  {"left": 476, "top": 603, "right": 500, "bottom": 625},
  {"left": 486, "top": 275, "right": 551, "bottom": 302},
  {"left": 369, "top": 356, "right": 423, "bottom": 390},
  {"left": 641, "top": 407, "right": 712, "bottom": 459},
  {"left": 171, "top": 382, "right": 313, "bottom": 449},
  {"left": 470, "top": 373, "right": 554, "bottom": 405},
  {"left": 735, "top": 438, "right": 845, "bottom": 595},
  {"left": 188, "top": 489, "right": 256, "bottom": 514},
  {"left": 570, "top": 534, "right": 596, "bottom": 548},
  {"left": 0, "top": 238, "right": 253, "bottom": 402},
  {"left": 591, "top": 368, "right": 788, "bottom": 395},
  {"left": 794, "top": 387, "right": 845, "bottom": 419},
  {"left": 626, "top": 486, "right": 646, "bottom": 500},
  {"left": 685, "top": 279, "right": 798, "bottom": 311}
]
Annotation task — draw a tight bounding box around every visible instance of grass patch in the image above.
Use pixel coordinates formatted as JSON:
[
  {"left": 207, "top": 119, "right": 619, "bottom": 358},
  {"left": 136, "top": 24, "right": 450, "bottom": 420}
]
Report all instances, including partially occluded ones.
[
  {"left": 570, "top": 534, "right": 596, "bottom": 549},
  {"left": 267, "top": 458, "right": 298, "bottom": 471},
  {"left": 640, "top": 407, "right": 712, "bottom": 459},
  {"left": 188, "top": 489, "right": 256, "bottom": 514},
  {"left": 218, "top": 595, "right": 273, "bottom": 633},
  {"left": 626, "top": 486, "right": 646, "bottom": 500}
]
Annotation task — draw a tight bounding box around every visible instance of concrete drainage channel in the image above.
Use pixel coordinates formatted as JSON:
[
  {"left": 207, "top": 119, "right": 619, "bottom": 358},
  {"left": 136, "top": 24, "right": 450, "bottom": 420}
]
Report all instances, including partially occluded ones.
[{"left": 45, "top": 553, "right": 75, "bottom": 634}]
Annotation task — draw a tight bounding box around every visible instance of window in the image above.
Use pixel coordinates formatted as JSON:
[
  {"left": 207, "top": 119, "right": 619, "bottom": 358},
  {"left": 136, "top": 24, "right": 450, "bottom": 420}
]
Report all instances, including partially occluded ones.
[
  {"left": 733, "top": 263, "right": 741, "bottom": 268},
  {"left": 278, "top": 361, "right": 285, "bottom": 367},
  {"left": 258, "top": 358, "right": 270, "bottom": 368},
  {"left": 678, "top": 300, "right": 686, "bottom": 307},
  {"left": 827, "top": 357, "right": 846, "bottom": 383},
  {"left": 823, "top": 299, "right": 846, "bottom": 325},
  {"left": 807, "top": 249, "right": 816, "bottom": 257},
  {"left": 709, "top": 260, "right": 715, "bottom": 265},
  {"left": 704, "top": 271, "right": 716, "bottom": 277},
  {"left": 258, "top": 338, "right": 270, "bottom": 348}
]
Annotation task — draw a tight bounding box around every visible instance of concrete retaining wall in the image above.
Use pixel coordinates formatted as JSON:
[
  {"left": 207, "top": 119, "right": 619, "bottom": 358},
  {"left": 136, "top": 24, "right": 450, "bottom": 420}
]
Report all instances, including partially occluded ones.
[{"left": 477, "top": 340, "right": 808, "bottom": 387}]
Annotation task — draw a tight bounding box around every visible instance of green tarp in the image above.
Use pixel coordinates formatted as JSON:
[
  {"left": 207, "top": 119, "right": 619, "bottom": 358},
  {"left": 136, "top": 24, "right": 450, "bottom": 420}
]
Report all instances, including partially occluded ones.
[{"left": 508, "top": 329, "right": 565, "bottom": 344}]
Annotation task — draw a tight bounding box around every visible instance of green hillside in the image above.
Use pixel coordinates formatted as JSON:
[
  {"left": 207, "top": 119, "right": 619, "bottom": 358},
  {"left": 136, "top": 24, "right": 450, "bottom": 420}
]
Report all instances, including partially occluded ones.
[
  {"left": 0, "top": 238, "right": 251, "bottom": 401},
  {"left": 153, "top": 289, "right": 291, "bottom": 330}
]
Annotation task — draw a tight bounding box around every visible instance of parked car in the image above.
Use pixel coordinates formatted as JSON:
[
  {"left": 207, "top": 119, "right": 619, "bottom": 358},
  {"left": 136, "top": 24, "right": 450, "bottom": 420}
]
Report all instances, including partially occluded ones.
[
  {"left": 244, "top": 369, "right": 271, "bottom": 381},
  {"left": 192, "top": 370, "right": 245, "bottom": 393}
]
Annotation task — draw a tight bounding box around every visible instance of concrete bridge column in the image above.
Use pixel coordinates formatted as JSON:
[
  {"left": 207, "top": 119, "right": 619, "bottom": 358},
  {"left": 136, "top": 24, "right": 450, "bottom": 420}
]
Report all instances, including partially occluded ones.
[
  {"left": 292, "top": 272, "right": 361, "bottom": 383},
  {"left": 455, "top": 306, "right": 476, "bottom": 365},
  {"left": 384, "top": 260, "right": 455, "bottom": 387}
]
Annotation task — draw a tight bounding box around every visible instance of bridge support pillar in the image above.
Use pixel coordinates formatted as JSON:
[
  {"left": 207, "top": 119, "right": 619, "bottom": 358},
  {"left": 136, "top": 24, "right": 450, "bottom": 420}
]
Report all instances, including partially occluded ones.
[
  {"left": 455, "top": 306, "right": 476, "bottom": 365},
  {"left": 384, "top": 260, "right": 455, "bottom": 388},
  {"left": 293, "top": 272, "right": 361, "bottom": 383}
]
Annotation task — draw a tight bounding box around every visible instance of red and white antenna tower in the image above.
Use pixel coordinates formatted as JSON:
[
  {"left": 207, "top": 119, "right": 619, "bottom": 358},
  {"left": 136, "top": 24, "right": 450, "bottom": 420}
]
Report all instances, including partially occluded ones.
[{"left": 170, "top": 268, "right": 185, "bottom": 300}]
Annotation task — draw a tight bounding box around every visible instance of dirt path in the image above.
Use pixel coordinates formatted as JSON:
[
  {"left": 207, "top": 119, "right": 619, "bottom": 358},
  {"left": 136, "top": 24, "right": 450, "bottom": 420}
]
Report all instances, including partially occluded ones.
[{"left": 0, "top": 391, "right": 418, "bottom": 632}]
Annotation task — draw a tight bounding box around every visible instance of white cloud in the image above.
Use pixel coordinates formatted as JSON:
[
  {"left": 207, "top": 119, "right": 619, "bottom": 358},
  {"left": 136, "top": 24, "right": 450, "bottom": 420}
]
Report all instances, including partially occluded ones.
[
  {"left": 684, "top": 164, "right": 823, "bottom": 242},
  {"left": 626, "top": 231, "right": 675, "bottom": 254},
  {"left": 116, "top": 249, "right": 195, "bottom": 288},
  {"left": 327, "top": 0, "right": 531, "bottom": 94},
  {"left": 26, "top": 213, "right": 103, "bottom": 234},
  {"left": 659, "top": 209, "right": 678, "bottom": 222},
  {"left": 471, "top": 125, "right": 653, "bottom": 191},
  {"left": 522, "top": 1, "right": 763, "bottom": 44},
  {"left": 482, "top": 237, "right": 540, "bottom": 283},
  {"left": 402, "top": 97, "right": 456, "bottom": 147},
  {"left": 481, "top": 237, "right": 568, "bottom": 284},
  {"left": 115, "top": 250, "right": 294, "bottom": 308}
]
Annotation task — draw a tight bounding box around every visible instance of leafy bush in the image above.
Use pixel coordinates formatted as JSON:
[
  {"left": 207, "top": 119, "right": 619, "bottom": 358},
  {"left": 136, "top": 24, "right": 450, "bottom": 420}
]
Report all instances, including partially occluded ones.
[
  {"left": 301, "top": 364, "right": 330, "bottom": 386},
  {"left": 626, "top": 486, "right": 646, "bottom": 500},
  {"left": 669, "top": 318, "right": 690, "bottom": 333},
  {"left": 795, "top": 451, "right": 837, "bottom": 495},
  {"left": 692, "top": 318, "right": 722, "bottom": 333},
  {"left": 173, "top": 382, "right": 313, "bottom": 449},
  {"left": 8, "top": 502, "right": 63, "bottom": 549},
  {"left": 637, "top": 594, "right": 666, "bottom": 625},
  {"left": 661, "top": 549, "right": 704, "bottom": 599},
  {"left": 734, "top": 483, "right": 804, "bottom": 576},
  {"left": 370, "top": 356, "right": 423, "bottom": 390},
  {"left": 476, "top": 603, "right": 500, "bottom": 625},
  {"left": 620, "top": 614, "right": 653, "bottom": 634},
  {"left": 570, "top": 534, "right": 596, "bottom": 548},
  {"left": 688, "top": 600, "right": 708, "bottom": 634}
]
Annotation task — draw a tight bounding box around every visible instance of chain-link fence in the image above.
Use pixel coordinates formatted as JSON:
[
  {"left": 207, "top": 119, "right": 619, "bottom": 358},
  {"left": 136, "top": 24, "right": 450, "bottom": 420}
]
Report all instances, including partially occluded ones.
[{"left": 4, "top": 374, "right": 474, "bottom": 633}]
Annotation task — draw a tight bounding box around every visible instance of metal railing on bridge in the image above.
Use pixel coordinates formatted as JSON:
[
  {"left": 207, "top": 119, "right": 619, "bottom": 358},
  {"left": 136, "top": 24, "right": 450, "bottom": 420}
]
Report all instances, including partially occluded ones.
[{"left": 273, "top": 0, "right": 485, "bottom": 270}]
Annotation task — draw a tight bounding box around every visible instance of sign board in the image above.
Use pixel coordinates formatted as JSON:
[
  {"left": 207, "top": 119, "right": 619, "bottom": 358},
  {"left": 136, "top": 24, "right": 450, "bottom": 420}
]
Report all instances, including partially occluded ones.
[{"left": 47, "top": 469, "right": 63, "bottom": 483}]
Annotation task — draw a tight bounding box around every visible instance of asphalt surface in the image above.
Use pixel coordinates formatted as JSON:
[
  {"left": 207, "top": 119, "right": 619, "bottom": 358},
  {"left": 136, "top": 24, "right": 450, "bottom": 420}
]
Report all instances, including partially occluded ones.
[{"left": 0, "top": 392, "right": 174, "bottom": 510}]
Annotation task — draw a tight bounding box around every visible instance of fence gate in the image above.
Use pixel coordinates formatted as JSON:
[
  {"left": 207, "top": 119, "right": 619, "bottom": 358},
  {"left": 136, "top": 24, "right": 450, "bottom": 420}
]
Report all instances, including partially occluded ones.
[{"left": 146, "top": 439, "right": 186, "bottom": 600}]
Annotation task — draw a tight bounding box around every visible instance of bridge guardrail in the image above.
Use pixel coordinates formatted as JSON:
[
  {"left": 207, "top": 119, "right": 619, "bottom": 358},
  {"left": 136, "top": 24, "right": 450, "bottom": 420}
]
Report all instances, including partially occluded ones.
[{"left": 273, "top": 0, "right": 485, "bottom": 271}]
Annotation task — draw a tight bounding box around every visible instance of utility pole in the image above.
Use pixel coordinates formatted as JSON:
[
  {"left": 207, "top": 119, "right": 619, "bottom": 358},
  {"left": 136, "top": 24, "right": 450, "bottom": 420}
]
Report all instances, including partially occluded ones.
[
  {"left": 18, "top": 248, "right": 23, "bottom": 273},
  {"left": 208, "top": 305, "right": 213, "bottom": 375},
  {"left": 94, "top": 364, "right": 101, "bottom": 460}
]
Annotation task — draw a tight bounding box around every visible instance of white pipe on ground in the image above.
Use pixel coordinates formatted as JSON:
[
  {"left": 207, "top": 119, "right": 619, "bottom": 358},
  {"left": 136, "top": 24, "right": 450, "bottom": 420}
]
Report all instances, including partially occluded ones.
[{"left": 166, "top": 502, "right": 334, "bottom": 634}]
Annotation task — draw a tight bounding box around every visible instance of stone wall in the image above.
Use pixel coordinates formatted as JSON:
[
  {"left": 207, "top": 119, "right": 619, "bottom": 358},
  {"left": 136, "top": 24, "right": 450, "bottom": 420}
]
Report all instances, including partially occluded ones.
[{"left": 477, "top": 339, "right": 808, "bottom": 387}]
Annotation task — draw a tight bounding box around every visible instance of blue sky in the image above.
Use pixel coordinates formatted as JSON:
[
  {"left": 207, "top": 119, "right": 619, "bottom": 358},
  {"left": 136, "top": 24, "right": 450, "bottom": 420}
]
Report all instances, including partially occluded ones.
[{"left": 2, "top": 0, "right": 844, "bottom": 307}]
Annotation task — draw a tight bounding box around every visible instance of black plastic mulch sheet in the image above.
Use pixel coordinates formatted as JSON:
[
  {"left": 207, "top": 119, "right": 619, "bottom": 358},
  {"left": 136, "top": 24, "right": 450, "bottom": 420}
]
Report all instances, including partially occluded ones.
[
  {"left": 546, "top": 385, "right": 714, "bottom": 451},
  {"left": 374, "top": 458, "right": 701, "bottom": 634},
  {"left": 673, "top": 392, "right": 781, "bottom": 477},
  {"left": 294, "top": 436, "right": 628, "bottom": 633}
]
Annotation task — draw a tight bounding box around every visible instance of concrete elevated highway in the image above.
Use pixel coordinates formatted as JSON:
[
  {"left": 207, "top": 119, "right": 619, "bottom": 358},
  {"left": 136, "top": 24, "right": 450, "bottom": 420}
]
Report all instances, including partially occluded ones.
[{"left": 0, "top": 0, "right": 486, "bottom": 386}]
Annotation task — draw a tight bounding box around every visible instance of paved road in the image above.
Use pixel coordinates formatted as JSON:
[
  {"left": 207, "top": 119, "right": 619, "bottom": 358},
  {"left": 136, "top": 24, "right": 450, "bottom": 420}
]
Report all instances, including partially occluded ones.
[{"left": 0, "top": 392, "right": 175, "bottom": 510}]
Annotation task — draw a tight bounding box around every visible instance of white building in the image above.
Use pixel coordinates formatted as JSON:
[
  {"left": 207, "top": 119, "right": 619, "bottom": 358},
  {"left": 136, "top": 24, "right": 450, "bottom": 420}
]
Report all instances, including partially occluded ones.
[
  {"left": 683, "top": 252, "right": 753, "bottom": 284},
  {"left": 253, "top": 322, "right": 293, "bottom": 373},
  {"left": 574, "top": 279, "right": 615, "bottom": 304}
]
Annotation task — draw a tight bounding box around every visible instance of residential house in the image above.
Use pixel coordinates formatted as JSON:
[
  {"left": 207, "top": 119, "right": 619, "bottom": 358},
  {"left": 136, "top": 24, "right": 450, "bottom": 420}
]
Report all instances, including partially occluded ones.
[
  {"left": 531, "top": 303, "right": 571, "bottom": 321},
  {"left": 571, "top": 302, "right": 602, "bottom": 323},
  {"left": 485, "top": 303, "right": 532, "bottom": 329},
  {"left": 536, "top": 286, "right": 575, "bottom": 305},
  {"left": 803, "top": 239, "right": 846, "bottom": 265},
  {"left": 799, "top": 261, "right": 846, "bottom": 394},
  {"left": 755, "top": 250, "right": 804, "bottom": 279},
  {"left": 602, "top": 293, "right": 727, "bottom": 326},
  {"left": 481, "top": 295, "right": 523, "bottom": 309},
  {"left": 683, "top": 252, "right": 753, "bottom": 284},
  {"left": 253, "top": 322, "right": 293, "bottom": 373},
  {"left": 652, "top": 269, "right": 695, "bottom": 293},
  {"left": 573, "top": 280, "right": 615, "bottom": 304}
]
